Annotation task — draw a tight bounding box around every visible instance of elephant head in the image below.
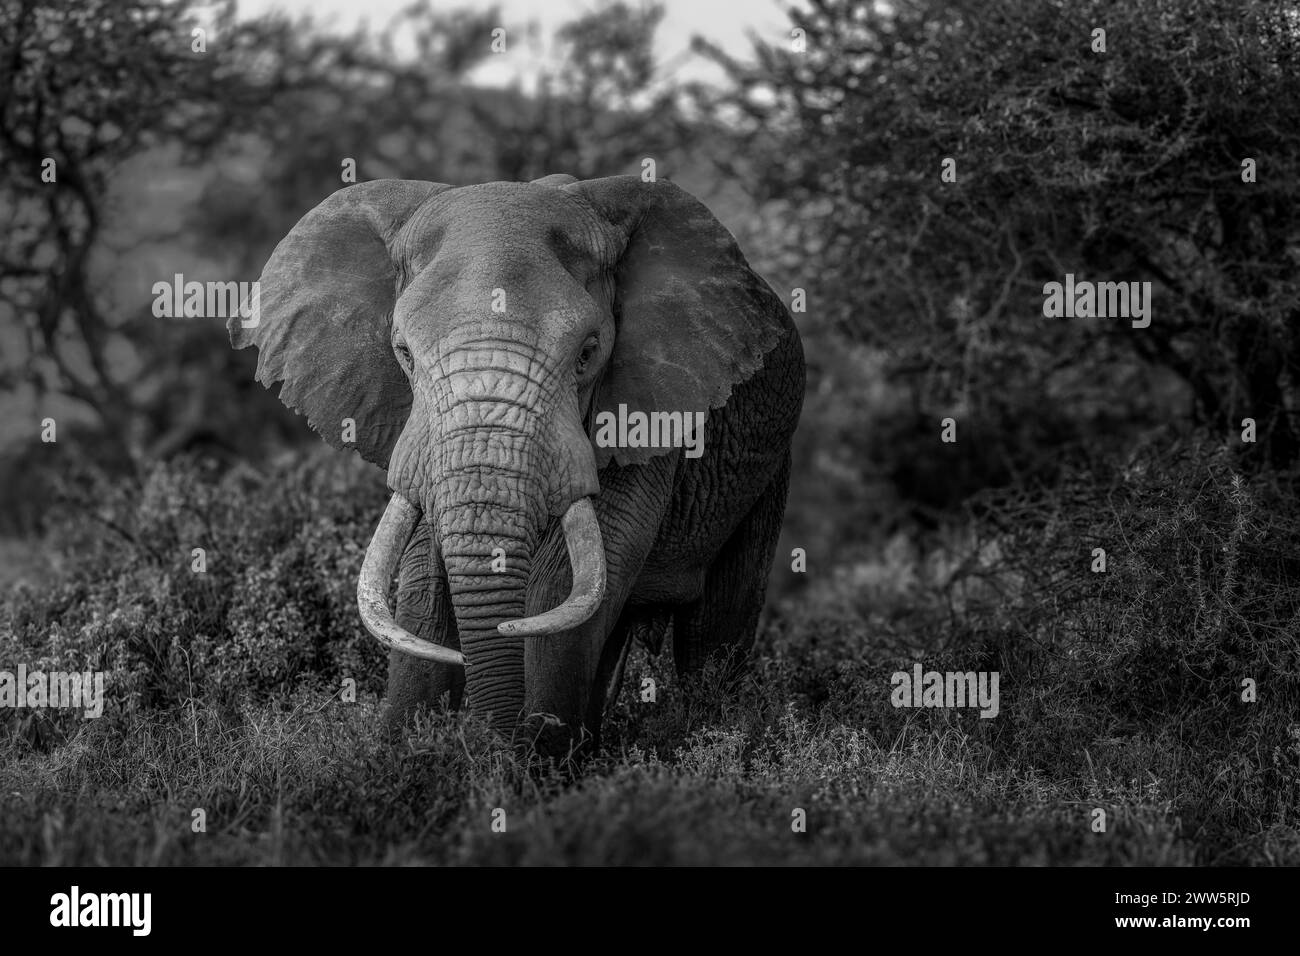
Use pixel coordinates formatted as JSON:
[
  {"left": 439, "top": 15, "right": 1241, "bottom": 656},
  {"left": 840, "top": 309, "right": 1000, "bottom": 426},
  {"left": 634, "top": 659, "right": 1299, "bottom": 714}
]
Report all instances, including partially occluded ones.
[{"left": 229, "top": 174, "right": 788, "bottom": 736}]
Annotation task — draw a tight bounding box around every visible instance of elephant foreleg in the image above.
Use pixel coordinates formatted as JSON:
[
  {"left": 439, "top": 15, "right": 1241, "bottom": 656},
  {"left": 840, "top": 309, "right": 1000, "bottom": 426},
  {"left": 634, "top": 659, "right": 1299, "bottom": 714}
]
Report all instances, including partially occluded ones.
[
  {"left": 520, "top": 454, "right": 678, "bottom": 756},
  {"left": 383, "top": 519, "right": 463, "bottom": 738}
]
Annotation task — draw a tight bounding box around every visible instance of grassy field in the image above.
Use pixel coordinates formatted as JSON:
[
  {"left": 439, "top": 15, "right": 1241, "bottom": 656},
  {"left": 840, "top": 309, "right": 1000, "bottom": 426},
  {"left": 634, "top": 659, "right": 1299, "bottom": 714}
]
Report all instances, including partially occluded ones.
[
  {"left": 0, "top": 653, "right": 1206, "bottom": 865},
  {"left": 2, "top": 446, "right": 1299, "bottom": 865}
]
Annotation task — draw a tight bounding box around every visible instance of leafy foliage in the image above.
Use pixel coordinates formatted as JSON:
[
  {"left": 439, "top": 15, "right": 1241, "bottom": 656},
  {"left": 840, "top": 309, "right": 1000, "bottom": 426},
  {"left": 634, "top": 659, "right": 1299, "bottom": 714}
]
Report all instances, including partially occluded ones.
[
  {"left": 704, "top": 0, "right": 1300, "bottom": 497},
  {"left": 1, "top": 450, "right": 388, "bottom": 740},
  {"left": 2, "top": 444, "right": 1298, "bottom": 863}
]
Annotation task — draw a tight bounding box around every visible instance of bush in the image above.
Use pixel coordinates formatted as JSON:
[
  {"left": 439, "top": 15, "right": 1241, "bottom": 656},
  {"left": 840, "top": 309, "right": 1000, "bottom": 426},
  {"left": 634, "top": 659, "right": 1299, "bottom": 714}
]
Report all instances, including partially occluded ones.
[
  {"left": 1, "top": 449, "right": 390, "bottom": 747},
  {"left": 948, "top": 440, "right": 1300, "bottom": 862},
  {"left": 2, "top": 441, "right": 1298, "bottom": 863}
]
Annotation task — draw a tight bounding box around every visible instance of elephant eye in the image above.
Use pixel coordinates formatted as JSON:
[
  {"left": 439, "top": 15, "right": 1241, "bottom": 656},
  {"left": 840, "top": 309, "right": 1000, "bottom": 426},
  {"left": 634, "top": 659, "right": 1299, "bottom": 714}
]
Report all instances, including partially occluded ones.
[
  {"left": 576, "top": 336, "right": 599, "bottom": 375},
  {"left": 394, "top": 341, "right": 413, "bottom": 373}
]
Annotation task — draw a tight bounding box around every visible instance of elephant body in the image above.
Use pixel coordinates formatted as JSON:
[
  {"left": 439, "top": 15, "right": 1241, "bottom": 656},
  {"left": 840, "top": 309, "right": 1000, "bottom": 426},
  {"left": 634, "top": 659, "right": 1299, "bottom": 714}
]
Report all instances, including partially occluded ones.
[
  {"left": 390, "top": 310, "right": 802, "bottom": 750},
  {"left": 231, "top": 174, "right": 804, "bottom": 755}
]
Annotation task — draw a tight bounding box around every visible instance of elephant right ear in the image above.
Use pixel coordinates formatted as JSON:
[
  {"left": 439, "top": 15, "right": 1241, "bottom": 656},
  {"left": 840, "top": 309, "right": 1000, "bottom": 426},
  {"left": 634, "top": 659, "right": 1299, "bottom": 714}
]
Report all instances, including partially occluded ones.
[{"left": 229, "top": 179, "right": 452, "bottom": 466}]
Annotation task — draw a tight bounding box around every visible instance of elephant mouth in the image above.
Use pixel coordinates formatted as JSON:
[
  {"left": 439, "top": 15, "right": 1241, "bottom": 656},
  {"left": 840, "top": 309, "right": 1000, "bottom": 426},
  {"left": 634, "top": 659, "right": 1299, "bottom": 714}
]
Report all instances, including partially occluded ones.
[{"left": 355, "top": 492, "right": 607, "bottom": 665}]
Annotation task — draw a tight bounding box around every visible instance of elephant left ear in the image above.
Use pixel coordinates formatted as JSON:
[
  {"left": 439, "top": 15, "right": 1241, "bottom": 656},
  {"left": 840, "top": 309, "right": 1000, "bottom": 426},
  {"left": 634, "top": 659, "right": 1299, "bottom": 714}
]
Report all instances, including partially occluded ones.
[
  {"left": 565, "top": 176, "right": 795, "bottom": 468},
  {"left": 228, "top": 179, "right": 451, "bottom": 467}
]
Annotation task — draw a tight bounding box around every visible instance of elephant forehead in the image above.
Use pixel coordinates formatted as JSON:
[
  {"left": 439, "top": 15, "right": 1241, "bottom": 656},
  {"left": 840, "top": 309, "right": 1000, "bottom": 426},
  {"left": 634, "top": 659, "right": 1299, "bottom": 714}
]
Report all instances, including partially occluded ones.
[
  {"left": 397, "top": 183, "right": 616, "bottom": 272},
  {"left": 395, "top": 264, "right": 603, "bottom": 346}
]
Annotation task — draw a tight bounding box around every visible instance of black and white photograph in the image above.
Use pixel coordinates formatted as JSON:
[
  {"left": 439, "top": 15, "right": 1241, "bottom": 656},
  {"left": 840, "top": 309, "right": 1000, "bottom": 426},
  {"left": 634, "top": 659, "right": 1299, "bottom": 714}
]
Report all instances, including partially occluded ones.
[{"left": 0, "top": 0, "right": 1294, "bottom": 919}]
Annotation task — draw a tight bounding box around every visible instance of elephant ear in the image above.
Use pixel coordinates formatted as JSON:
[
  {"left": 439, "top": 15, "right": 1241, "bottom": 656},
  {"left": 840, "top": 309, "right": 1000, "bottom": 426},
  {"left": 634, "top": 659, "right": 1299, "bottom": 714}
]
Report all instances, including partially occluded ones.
[
  {"left": 565, "top": 176, "right": 793, "bottom": 468},
  {"left": 229, "top": 179, "right": 452, "bottom": 466}
]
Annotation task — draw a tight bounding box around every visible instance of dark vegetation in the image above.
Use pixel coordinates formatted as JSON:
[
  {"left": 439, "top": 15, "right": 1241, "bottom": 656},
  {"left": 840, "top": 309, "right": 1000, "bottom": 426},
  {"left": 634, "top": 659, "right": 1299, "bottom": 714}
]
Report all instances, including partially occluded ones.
[{"left": 1, "top": 0, "right": 1298, "bottom": 864}]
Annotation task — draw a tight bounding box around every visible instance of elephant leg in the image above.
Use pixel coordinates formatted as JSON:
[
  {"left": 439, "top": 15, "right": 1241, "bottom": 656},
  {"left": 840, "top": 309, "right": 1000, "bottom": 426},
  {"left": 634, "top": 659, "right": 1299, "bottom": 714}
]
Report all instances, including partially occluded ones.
[
  {"left": 521, "top": 455, "right": 677, "bottom": 757},
  {"left": 597, "top": 603, "right": 670, "bottom": 716},
  {"left": 382, "top": 520, "right": 463, "bottom": 739},
  {"left": 672, "top": 453, "right": 790, "bottom": 679}
]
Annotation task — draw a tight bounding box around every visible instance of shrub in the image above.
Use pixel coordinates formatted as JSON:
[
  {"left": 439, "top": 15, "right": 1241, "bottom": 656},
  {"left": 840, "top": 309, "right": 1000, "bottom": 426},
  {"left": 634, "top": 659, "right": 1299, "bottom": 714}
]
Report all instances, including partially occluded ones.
[
  {"left": 2, "top": 440, "right": 1297, "bottom": 863},
  {"left": 949, "top": 440, "right": 1300, "bottom": 861},
  {"left": 1, "top": 449, "right": 391, "bottom": 746}
]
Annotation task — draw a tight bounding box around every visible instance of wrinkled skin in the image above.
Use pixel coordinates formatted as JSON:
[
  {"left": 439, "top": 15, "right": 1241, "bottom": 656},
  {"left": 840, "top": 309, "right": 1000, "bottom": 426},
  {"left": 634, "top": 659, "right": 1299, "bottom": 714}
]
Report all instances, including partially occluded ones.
[{"left": 230, "top": 174, "right": 804, "bottom": 757}]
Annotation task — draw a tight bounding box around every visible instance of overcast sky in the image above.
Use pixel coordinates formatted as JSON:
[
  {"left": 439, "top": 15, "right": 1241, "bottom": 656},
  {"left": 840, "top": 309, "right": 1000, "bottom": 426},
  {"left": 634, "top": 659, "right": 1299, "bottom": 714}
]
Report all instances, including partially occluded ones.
[{"left": 234, "top": 0, "right": 790, "bottom": 87}]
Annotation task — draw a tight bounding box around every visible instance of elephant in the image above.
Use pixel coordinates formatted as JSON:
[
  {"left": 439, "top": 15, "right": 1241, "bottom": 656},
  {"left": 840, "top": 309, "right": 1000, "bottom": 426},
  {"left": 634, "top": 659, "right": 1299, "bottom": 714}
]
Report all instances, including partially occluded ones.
[{"left": 228, "top": 173, "right": 805, "bottom": 756}]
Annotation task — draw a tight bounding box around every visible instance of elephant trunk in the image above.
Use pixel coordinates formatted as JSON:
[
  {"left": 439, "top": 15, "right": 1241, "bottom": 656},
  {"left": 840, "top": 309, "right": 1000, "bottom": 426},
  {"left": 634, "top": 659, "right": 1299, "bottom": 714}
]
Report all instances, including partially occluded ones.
[
  {"left": 431, "top": 449, "right": 540, "bottom": 729},
  {"left": 357, "top": 361, "right": 605, "bottom": 733}
]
